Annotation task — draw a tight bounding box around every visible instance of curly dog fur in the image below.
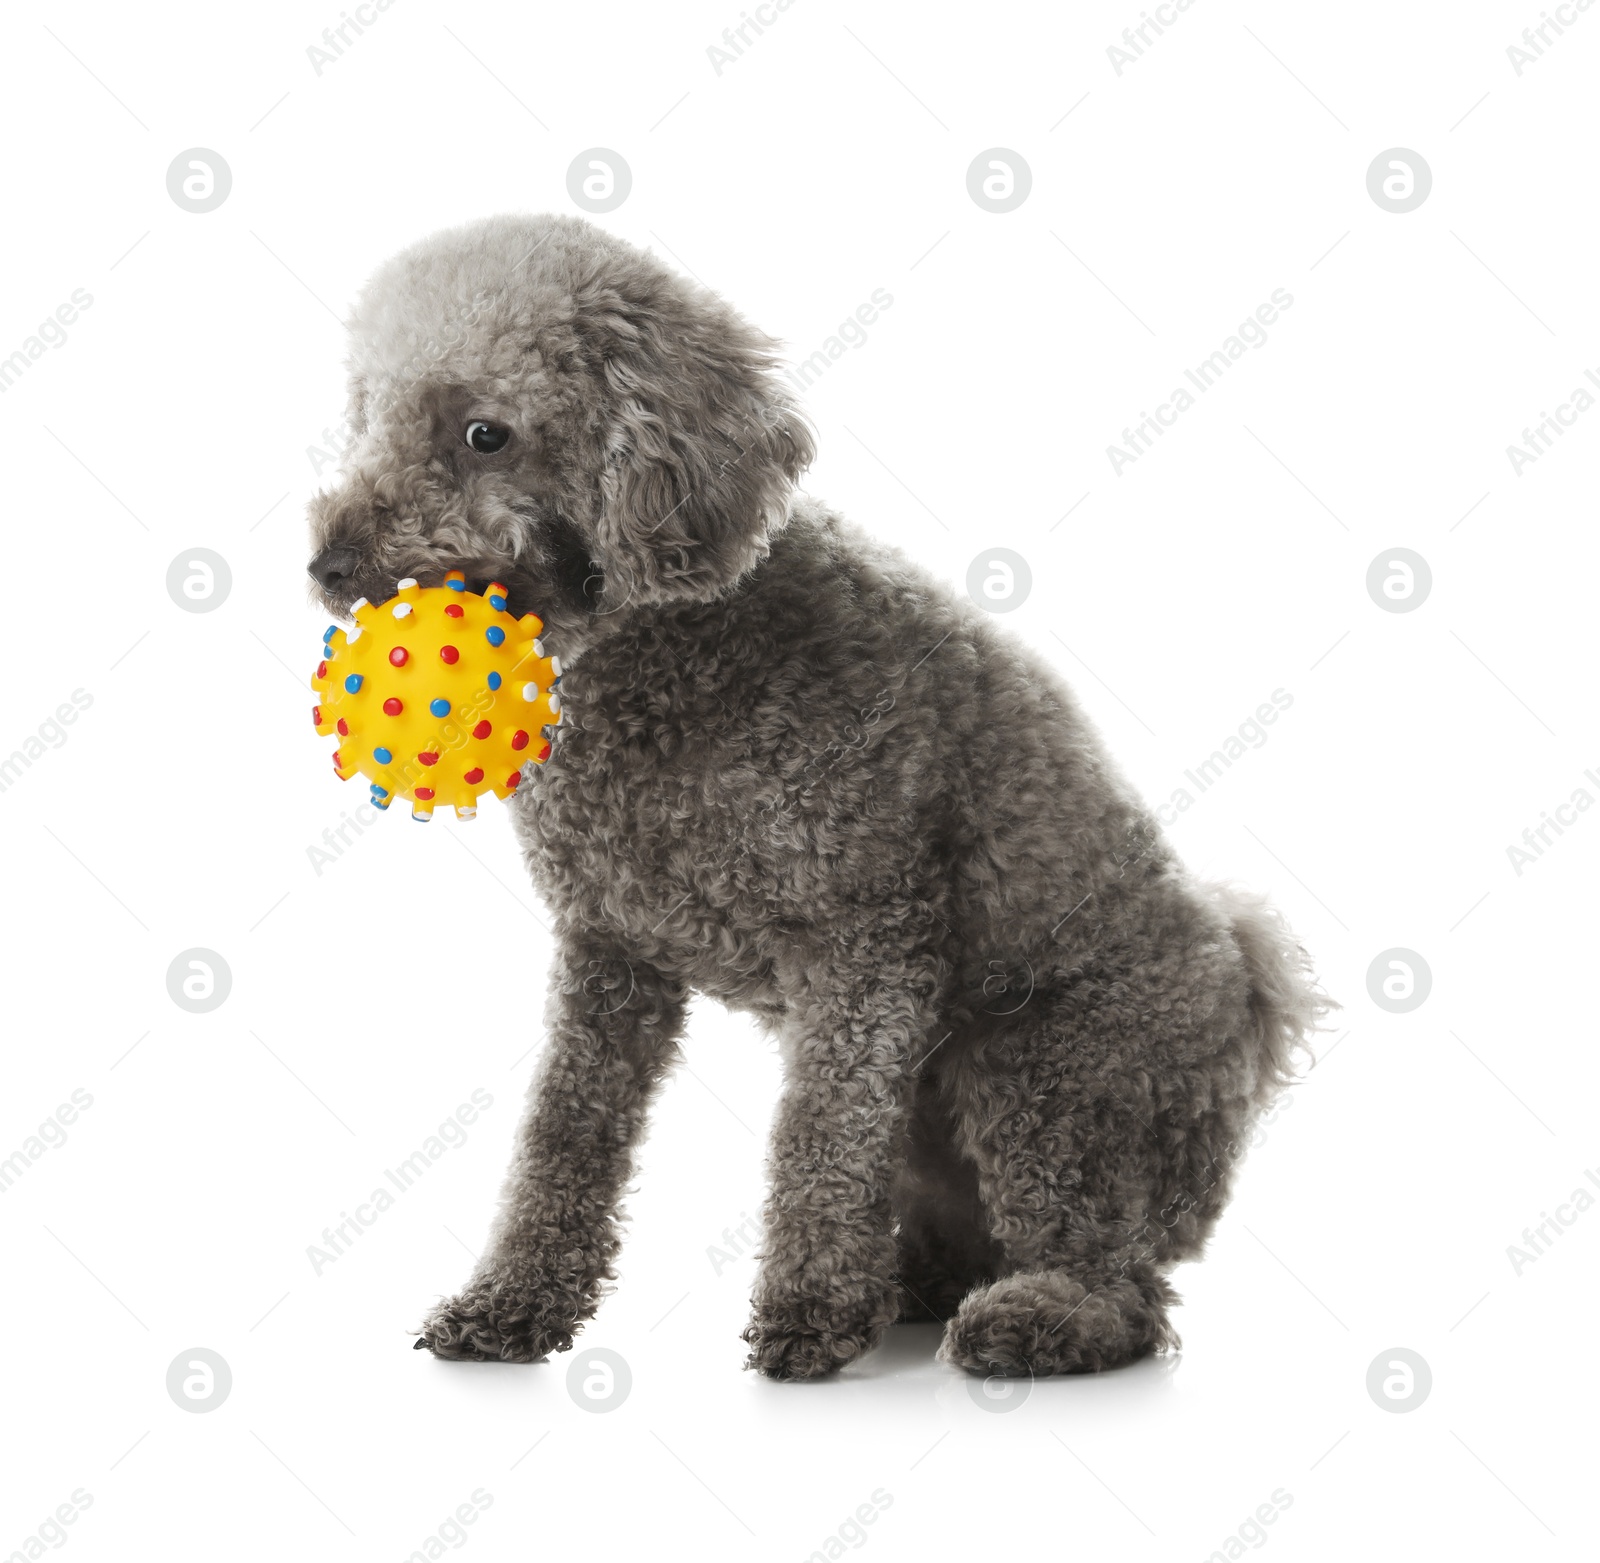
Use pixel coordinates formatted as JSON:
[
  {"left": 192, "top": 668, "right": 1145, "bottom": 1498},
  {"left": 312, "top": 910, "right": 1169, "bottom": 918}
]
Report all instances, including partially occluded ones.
[{"left": 305, "top": 213, "right": 1328, "bottom": 1379}]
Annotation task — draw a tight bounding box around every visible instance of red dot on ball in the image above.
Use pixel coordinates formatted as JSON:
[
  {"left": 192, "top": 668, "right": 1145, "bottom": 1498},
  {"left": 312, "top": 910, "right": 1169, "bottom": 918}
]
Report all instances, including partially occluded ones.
[
  {"left": 510, "top": 730, "right": 529, "bottom": 751},
  {"left": 383, "top": 697, "right": 403, "bottom": 715},
  {"left": 445, "top": 603, "right": 464, "bottom": 618},
  {"left": 414, "top": 787, "right": 435, "bottom": 801},
  {"left": 316, "top": 660, "right": 328, "bottom": 679},
  {"left": 389, "top": 646, "right": 408, "bottom": 666},
  {"left": 506, "top": 772, "right": 521, "bottom": 788},
  {"left": 472, "top": 720, "right": 492, "bottom": 740},
  {"left": 440, "top": 645, "right": 459, "bottom": 664},
  {"left": 417, "top": 751, "right": 438, "bottom": 766},
  {"left": 336, "top": 718, "right": 349, "bottom": 736},
  {"left": 463, "top": 766, "right": 484, "bottom": 785},
  {"left": 537, "top": 742, "right": 552, "bottom": 762},
  {"left": 311, "top": 705, "right": 322, "bottom": 726}
]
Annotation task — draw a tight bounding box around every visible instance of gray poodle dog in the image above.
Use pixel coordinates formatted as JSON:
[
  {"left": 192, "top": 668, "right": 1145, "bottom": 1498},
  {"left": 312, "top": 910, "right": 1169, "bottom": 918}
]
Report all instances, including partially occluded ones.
[{"left": 305, "top": 213, "right": 1326, "bottom": 1380}]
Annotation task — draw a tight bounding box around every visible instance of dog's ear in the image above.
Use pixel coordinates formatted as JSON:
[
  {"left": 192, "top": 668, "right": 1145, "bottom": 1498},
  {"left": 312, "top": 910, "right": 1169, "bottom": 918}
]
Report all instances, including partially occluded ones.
[
  {"left": 583, "top": 275, "right": 815, "bottom": 606},
  {"left": 341, "top": 361, "right": 371, "bottom": 447}
]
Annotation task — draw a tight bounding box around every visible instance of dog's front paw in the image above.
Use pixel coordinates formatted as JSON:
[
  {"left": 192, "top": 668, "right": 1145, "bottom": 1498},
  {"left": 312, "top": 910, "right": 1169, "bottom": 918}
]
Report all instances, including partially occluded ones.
[
  {"left": 742, "top": 1295, "right": 894, "bottom": 1381},
  {"left": 417, "top": 1286, "right": 577, "bottom": 1363}
]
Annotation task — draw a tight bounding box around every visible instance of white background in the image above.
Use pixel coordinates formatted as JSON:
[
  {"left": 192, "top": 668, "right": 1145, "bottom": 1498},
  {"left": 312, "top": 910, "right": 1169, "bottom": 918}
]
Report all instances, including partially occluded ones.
[{"left": 1, "top": 1, "right": 1595, "bottom": 1558}]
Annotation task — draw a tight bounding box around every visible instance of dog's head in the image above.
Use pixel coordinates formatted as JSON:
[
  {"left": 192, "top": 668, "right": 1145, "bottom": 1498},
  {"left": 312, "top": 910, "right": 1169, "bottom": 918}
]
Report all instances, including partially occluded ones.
[{"left": 306, "top": 214, "right": 814, "bottom": 652}]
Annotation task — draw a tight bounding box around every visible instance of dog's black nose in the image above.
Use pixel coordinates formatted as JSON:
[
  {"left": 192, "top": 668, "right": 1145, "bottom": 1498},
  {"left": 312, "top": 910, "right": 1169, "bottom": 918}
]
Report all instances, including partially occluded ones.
[{"left": 308, "top": 544, "right": 362, "bottom": 592}]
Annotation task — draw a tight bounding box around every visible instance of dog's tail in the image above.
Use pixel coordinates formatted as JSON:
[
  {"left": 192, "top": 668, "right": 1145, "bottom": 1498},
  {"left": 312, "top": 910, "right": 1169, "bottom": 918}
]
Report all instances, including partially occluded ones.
[{"left": 1207, "top": 882, "right": 1332, "bottom": 1108}]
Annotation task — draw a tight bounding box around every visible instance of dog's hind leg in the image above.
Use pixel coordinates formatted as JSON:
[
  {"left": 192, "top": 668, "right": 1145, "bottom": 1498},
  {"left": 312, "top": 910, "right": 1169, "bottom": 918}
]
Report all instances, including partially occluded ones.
[
  {"left": 942, "top": 1263, "right": 1179, "bottom": 1377},
  {"left": 935, "top": 989, "right": 1217, "bottom": 1377},
  {"left": 938, "top": 889, "right": 1321, "bottom": 1377}
]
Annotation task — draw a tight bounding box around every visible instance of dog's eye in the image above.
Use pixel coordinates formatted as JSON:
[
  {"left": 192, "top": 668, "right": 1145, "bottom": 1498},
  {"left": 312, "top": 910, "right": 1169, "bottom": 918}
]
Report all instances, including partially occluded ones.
[{"left": 465, "top": 420, "right": 511, "bottom": 454}]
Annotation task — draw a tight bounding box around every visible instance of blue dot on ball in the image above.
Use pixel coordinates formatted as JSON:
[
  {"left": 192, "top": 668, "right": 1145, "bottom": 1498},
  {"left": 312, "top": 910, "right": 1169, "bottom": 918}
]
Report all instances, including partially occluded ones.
[
  {"left": 324, "top": 624, "right": 337, "bottom": 642},
  {"left": 447, "top": 577, "right": 466, "bottom": 591},
  {"left": 489, "top": 594, "right": 507, "bottom": 611},
  {"left": 373, "top": 746, "right": 392, "bottom": 765},
  {"left": 344, "top": 674, "right": 363, "bottom": 693},
  {"left": 430, "top": 698, "right": 450, "bottom": 717},
  {"left": 485, "top": 625, "right": 505, "bottom": 646},
  {"left": 487, "top": 671, "right": 502, "bottom": 690}
]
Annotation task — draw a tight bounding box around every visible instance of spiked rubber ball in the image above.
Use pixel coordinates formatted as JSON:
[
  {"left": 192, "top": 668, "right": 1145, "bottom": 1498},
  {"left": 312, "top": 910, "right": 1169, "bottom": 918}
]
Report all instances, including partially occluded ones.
[{"left": 310, "top": 572, "right": 561, "bottom": 821}]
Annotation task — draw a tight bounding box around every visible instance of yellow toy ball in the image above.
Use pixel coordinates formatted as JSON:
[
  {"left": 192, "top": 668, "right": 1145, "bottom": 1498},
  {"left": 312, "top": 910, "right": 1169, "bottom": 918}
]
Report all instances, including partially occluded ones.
[{"left": 310, "top": 571, "right": 561, "bottom": 821}]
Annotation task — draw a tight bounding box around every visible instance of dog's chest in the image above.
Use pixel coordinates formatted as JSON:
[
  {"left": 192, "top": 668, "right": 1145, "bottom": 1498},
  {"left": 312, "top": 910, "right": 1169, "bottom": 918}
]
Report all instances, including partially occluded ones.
[
  {"left": 504, "top": 612, "right": 920, "bottom": 1005},
  {"left": 508, "top": 691, "right": 812, "bottom": 1000}
]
